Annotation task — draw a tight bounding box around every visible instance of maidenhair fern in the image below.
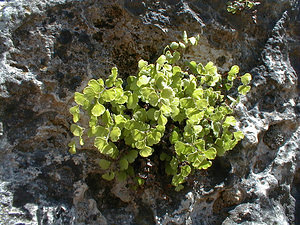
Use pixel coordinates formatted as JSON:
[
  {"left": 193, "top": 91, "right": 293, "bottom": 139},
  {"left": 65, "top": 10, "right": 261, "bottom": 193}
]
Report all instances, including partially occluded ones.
[
  {"left": 227, "top": 0, "right": 260, "bottom": 14},
  {"left": 68, "top": 31, "right": 251, "bottom": 191}
]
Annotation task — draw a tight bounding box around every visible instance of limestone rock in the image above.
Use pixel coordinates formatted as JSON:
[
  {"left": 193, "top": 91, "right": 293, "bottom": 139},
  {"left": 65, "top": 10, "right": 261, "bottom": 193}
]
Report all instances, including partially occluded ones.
[{"left": 0, "top": 0, "right": 299, "bottom": 224}]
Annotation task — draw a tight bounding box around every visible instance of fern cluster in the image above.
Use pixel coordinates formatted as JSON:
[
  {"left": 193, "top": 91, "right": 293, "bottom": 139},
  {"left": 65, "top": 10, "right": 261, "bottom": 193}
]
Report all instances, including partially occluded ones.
[
  {"left": 227, "top": 0, "right": 260, "bottom": 14},
  {"left": 68, "top": 32, "right": 251, "bottom": 191}
]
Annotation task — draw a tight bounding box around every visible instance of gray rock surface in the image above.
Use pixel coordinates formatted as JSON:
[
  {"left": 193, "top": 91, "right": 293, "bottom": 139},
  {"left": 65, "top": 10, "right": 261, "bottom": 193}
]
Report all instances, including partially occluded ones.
[{"left": 0, "top": 0, "right": 299, "bottom": 224}]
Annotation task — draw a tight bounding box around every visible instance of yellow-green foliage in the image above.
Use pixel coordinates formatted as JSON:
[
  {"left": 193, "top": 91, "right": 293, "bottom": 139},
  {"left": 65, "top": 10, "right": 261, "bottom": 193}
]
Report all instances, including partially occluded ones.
[
  {"left": 69, "top": 32, "right": 252, "bottom": 191},
  {"left": 227, "top": 0, "right": 260, "bottom": 14}
]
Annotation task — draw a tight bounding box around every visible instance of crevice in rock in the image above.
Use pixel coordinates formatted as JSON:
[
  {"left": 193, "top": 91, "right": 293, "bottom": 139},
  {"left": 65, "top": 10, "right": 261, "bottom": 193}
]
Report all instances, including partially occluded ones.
[
  {"left": 252, "top": 121, "right": 297, "bottom": 173},
  {"left": 292, "top": 167, "right": 300, "bottom": 225}
]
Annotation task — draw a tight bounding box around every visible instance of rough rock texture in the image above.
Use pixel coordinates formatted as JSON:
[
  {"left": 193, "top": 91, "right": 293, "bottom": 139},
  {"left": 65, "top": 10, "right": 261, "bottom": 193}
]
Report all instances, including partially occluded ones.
[{"left": 0, "top": 0, "right": 299, "bottom": 224}]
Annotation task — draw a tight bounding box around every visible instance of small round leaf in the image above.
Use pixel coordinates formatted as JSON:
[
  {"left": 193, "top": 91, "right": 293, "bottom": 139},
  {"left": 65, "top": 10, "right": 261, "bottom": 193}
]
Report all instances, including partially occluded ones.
[
  {"left": 140, "top": 146, "right": 153, "bottom": 157},
  {"left": 99, "top": 159, "right": 111, "bottom": 170}
]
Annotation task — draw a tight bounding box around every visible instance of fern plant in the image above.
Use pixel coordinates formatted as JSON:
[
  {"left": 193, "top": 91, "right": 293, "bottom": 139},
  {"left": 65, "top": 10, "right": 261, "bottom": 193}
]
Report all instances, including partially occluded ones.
[
  {"left": 227, "top": 0, "right": 260, "bottom": 14},
  {"left": 68, "top": 32, "right": 251, "bottom": 191}
]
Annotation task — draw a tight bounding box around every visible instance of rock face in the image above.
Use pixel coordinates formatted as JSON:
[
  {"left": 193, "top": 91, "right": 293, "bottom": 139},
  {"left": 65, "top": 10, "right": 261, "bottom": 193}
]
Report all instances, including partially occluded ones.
[{"left": 0, "top": 0, "right": 299, "bottom": 224}]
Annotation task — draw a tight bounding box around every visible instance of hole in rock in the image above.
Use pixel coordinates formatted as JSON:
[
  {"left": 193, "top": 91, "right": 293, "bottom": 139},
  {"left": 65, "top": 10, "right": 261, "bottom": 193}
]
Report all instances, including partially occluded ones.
[
  {"left": 85, "top": 173, "right": 127, "bottom": 209},
  {"left": 13, "top": 186, "right": 35, "bottom": 208},
  {"left": 206, "top": 157, "right": 232, "bottom": 186}
]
